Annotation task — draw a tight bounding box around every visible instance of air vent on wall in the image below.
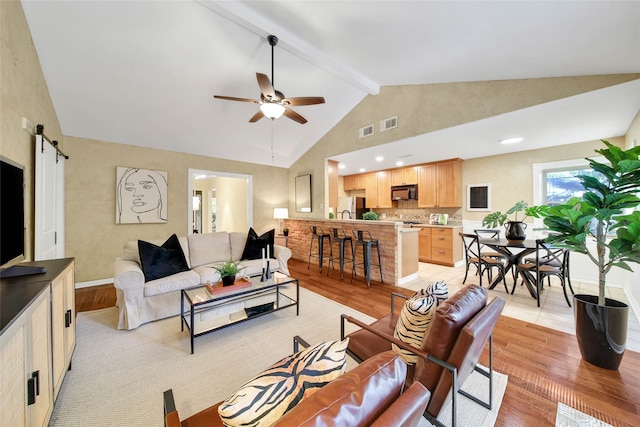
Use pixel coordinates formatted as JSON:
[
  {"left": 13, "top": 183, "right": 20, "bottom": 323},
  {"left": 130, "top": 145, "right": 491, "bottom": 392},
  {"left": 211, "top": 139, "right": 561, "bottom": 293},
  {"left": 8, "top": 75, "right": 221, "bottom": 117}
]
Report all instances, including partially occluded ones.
[
  {"left": 359, "top": 124, "right": 374, "bottom": 138},
  {"left": 380, "top": 116, "right": 397, "bottom": 132}
]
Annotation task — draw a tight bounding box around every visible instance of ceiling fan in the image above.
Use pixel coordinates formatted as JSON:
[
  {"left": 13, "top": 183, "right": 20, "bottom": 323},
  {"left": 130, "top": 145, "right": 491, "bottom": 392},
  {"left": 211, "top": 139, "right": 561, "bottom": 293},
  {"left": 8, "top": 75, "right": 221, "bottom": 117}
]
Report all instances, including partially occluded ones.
[{"left": 214, "top": 35, "right": 325, "bottom": 124}]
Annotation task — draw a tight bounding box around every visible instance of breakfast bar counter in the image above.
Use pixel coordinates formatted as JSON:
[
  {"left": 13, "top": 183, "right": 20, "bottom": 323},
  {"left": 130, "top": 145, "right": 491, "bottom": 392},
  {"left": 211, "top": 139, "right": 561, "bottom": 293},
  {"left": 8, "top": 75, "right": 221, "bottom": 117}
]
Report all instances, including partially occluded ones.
[{"left": 282, "top": 219, "right": 418, "bottom": 285}]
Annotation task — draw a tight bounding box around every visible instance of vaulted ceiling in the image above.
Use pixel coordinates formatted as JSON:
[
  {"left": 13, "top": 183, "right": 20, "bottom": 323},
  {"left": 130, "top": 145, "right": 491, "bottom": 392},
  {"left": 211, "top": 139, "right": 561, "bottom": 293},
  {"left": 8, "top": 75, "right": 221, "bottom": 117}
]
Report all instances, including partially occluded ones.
[{"left": 21, "top": 1, "right": 640, "bottom": 173}]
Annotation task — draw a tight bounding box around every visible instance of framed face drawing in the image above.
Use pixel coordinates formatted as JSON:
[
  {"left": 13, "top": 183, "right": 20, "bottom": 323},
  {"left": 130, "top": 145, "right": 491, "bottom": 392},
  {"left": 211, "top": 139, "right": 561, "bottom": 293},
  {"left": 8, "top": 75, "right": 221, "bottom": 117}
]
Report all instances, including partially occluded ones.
[{"left": 116, "top": 167, "right": 168, "bottom": 224}]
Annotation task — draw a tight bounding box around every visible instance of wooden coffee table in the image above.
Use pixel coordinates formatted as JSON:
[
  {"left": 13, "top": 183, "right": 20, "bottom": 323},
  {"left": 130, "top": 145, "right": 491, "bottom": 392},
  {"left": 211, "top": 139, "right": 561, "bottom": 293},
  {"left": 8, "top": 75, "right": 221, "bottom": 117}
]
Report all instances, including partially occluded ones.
[{"left": 181, "top": 271, "right": 299, "bottom": 354}]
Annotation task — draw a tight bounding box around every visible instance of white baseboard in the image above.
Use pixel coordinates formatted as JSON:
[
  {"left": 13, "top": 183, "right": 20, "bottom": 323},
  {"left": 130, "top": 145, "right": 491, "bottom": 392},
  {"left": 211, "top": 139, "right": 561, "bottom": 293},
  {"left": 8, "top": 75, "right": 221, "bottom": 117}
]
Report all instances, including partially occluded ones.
[
  {"left": 398, "top": 272, "right": 419, "bottom": 285},
  {"left": 75, "top": 278, "right": 113, "bottom": 289}
]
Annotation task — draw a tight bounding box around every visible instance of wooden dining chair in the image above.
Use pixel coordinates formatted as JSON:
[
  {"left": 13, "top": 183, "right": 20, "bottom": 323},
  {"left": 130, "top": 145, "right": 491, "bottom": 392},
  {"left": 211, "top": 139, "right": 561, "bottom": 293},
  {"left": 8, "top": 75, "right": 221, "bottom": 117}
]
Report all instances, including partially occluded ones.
[{"left": 515, "top": 239, "right": 574, "bottom": 307}]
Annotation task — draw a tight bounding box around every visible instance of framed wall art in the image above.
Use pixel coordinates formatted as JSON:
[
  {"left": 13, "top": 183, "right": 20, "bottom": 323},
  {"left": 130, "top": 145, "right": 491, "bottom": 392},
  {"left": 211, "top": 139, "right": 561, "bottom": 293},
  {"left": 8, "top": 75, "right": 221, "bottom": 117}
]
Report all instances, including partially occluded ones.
[
  {"left": 116, "top": 167, "right": 168, "bottom": 223},
  {"left": 467, "top": 183, "right": 491, "bottom": 212}
]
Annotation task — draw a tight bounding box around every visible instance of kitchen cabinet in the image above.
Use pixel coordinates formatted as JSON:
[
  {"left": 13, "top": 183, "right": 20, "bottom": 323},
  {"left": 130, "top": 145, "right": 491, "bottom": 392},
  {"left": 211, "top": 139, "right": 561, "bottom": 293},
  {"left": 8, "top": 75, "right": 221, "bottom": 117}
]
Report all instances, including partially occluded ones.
[
  {"left": 418, "top": 227, "right": 432, "bottom": 262},
  {"left": 418, "top": 159, "right": 462, "bottom": 208},
  {"left": 391, "top": 166, "right": 418, "bottom": 186},
  {"left": 414, "top": 226, "right": 462, "bottom": 266},
  {"left": 344, "top": 173, "right": 366, "bottom": 191},
  {"left": 366, "top": 171, "right": 392, "bottom": 208},
  {"left": 429, "top": 227, "right": 462, "bottom": 266}
]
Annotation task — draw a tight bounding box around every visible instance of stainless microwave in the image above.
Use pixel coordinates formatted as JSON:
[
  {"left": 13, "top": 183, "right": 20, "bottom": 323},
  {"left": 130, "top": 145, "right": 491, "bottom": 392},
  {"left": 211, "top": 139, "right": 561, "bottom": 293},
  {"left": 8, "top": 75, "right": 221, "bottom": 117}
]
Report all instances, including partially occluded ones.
[{"left": 391, "top": 185, "right": 417, "bottom": 201}]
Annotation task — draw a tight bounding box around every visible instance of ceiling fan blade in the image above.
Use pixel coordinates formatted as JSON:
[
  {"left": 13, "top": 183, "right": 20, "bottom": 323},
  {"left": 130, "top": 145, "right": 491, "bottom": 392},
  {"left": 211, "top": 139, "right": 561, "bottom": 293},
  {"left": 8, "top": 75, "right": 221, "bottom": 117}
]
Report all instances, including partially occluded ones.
[
  {"left": 282, "top": 96, "right": 326, "bottom": 106},
  {"left": 256, "top": 73, "right": 278, "bottom": 100},
  {"left": 213, "top": 95, "right": 259, "bottom": 104},
  {"left": 283, "top": 108, "right": 307, "bottom": 124},
  {"left": 249, "top": 110, "right": 265, "bottom": 123}
]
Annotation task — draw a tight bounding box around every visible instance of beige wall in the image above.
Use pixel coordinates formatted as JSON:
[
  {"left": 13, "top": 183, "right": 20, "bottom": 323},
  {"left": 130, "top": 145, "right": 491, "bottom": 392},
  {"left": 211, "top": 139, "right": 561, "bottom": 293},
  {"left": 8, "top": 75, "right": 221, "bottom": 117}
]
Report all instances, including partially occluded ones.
[
  {"left": 214, "top": 176, "right": 249, "bottom": 233},
  {"left": 65, "top": 136, "right": 287, "bottom": 282},
  {"left": 193, "top": 175, "right": 249, "bottom": 234},
  {"left": 1, "top": 0, "right": 63, "bottom": 262},
  {"left": 5, "top": 0, "right": 639, "bottom": 285},
  {"left": 461, "top": 137, "right": 626, "bottom": 223},
  {"left": 290, "top": 75, "right": 640, "bottom": 219},
  {"left": 625, "top": 110, "right": 640, "bottom": 149}
]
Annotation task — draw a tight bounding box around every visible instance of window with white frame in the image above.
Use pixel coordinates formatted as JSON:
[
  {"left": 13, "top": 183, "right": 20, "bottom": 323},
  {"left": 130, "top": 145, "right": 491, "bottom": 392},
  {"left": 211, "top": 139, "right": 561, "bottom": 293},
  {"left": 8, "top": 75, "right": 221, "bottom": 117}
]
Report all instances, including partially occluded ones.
[
  {"left": 542, "top": 166, "right": 605, "bottom": 205},
  {"left": 533, "top": 157, "right": 606, "bottom": 207}
]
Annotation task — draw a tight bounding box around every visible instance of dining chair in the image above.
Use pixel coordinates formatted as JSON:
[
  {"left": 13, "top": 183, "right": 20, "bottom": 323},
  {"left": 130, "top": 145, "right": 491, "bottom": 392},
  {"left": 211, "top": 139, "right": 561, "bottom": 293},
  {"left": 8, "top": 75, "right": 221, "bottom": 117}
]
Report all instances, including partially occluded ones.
[
  {"left": 519, "top": 243, "right": 573, "bottom": 292},
  {"left": 473, "top": 229, "right": 508, "bottom": 261},
  {"left": 474, "top": 235, "right": 509, "bottom": 292},
  {"left": 459, "top": 233, "right": 482, "bottom": 284},
  {"left": 515, "top": 239, "right": 574, "bottom": 307}
]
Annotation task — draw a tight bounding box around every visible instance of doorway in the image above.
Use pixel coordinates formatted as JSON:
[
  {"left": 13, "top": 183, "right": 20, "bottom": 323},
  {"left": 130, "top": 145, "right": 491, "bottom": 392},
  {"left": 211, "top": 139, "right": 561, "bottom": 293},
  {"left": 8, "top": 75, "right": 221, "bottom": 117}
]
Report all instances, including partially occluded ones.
[{"left": 188, "top": 169, "right": 253, "bottom": 235}]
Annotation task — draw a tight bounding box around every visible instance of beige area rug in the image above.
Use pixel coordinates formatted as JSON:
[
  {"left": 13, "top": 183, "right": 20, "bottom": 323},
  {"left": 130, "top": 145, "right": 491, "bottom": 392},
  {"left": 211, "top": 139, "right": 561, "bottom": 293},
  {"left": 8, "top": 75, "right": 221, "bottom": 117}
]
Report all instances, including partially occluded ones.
[
  {"left": 50, "top": 287, "right": 507, "bottom": 427},
  {"left": 555, "top": 403, "right": 614, "bottom": 427}
]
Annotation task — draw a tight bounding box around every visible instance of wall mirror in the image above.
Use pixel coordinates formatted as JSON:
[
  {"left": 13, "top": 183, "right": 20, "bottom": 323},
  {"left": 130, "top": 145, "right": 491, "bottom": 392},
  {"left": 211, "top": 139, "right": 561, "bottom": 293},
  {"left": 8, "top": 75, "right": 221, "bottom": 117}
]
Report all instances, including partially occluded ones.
[
  {"left": 467, "top": 183, "right": 491, "bottom": 211},
  {"left": 295, "top": 174, "right": 312, "bottom": 212}
]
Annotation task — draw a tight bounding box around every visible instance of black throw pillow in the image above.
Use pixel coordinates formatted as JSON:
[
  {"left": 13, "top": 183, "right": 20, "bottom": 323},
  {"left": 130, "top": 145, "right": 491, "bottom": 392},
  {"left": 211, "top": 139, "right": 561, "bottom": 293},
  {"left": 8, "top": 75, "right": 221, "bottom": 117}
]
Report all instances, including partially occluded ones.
[
  {"left": 138, "top": 234, "right": 189, "bottom": 282},
  {"left": 241, "top": 227, "right": 275, "bottom": 260}
]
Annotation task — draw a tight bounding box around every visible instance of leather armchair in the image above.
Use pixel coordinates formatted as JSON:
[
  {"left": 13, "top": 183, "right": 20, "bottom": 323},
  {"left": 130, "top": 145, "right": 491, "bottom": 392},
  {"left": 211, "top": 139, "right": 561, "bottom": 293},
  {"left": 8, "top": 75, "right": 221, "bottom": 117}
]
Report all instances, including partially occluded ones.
[
  {"left": 341, "top": 284, "right": 505, "bottom": 427},
  {"left": 164, "top": 346, "right": 430, "bottom": 427}
]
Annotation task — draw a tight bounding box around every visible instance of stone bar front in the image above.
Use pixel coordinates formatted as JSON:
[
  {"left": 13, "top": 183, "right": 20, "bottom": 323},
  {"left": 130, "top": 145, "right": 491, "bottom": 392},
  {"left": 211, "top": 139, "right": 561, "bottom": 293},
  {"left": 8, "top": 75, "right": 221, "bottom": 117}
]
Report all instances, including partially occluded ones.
[{"left": 282, "top": 219, "right": 418, "bottom": 286}]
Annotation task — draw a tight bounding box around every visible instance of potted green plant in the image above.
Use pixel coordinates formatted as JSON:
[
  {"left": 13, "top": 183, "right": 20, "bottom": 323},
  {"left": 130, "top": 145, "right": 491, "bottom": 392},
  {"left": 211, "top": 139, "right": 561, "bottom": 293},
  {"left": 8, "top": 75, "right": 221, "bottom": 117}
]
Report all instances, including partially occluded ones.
[
  {"left": 482, "top": 201, "right": 549, "bottom": 241},
  {"left": 362, "top": 211, "right": 378, "bottom": 221},
  {"left": 283, "top": 227, "right": 289, "bottom": 236},
  {"left": 213, "top": 259, "right": 244, "bottom": 286},
  {"left": 541, "top": 140, "right": 640, "bottom": 369}
]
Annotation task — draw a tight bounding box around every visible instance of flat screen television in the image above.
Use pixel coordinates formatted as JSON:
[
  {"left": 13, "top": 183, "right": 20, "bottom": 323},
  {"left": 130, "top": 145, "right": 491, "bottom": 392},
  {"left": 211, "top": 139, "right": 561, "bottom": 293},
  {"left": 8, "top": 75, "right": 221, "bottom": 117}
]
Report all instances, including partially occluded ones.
[{"left": 1, "top": 156, "right": 26, "bottom": 269}]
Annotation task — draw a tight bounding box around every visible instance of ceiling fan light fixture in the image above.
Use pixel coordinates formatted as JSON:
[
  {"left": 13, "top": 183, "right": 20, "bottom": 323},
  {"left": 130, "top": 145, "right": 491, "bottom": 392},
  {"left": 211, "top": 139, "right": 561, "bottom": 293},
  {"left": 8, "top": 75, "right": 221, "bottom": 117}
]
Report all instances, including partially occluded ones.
[{"left": 260, "top": 103, "right": 286, "bottom": 119}]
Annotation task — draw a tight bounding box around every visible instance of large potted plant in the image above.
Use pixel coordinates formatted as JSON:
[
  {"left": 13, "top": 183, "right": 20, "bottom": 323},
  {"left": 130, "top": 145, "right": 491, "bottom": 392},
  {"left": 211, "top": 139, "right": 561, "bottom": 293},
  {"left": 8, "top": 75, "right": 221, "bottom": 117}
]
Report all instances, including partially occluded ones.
[
  {"left": 542, "top": 140, "right": 640, "bottom": 370},
  {"left": 482, "top": 201, "right": 549, "bottom": 241}
]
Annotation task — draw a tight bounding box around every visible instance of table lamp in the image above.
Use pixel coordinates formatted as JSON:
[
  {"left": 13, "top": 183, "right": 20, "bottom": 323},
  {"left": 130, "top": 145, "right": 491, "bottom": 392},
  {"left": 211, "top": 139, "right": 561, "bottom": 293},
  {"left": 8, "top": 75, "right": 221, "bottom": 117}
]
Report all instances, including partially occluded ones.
[{"left": 273, "top": 208, "right": 289, "bottom": 235}]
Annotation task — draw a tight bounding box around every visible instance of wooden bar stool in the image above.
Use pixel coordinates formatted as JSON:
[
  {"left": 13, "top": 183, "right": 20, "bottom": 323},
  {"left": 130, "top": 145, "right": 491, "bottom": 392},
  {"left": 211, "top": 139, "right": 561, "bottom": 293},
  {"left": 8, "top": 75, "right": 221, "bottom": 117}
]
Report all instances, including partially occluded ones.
[
  {"left": 308, "top": 226, "right": 331, "bottom": 271},
  {"left": 351, "top": 229, "right": 383, "bottom": 287},
  {"left": 327, "top": 228, "right": 355, "bottom": 279}
]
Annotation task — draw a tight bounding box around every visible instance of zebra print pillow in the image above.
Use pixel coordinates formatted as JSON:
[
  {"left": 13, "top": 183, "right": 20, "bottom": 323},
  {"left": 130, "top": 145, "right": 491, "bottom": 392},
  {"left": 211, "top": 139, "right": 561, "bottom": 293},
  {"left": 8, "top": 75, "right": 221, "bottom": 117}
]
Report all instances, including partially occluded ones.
[
  {"left": 422, "top": 280, "right": 449, "bottom": 305},
  {"left": 392, "top": 281, "right": 448, "bottom": 364},
  {"left": 218, "top": 339, "right": 349, "bottom": 427}
]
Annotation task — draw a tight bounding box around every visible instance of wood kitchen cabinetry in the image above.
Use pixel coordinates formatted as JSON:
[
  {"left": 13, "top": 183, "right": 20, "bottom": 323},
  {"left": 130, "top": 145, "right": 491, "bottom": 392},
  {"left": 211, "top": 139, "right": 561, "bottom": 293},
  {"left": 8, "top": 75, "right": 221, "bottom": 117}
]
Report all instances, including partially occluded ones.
[
  {"left": 344, "top": 159, "right": 460, "bottom": 208},
  {"left": 1, "top": 258, "right": 76, "bottom": 427},
  {"left": 418, "top": 159, "right": 462, "bottom": 208},
  {"left": 391, "top": 166, "right": 418, "bottom": 186},
  {"left": 416, "top": 226, "right": 462, "bottom": 266},
  {"left": 417, "top": 227, "right": 432, "bottom": 262},
  {"left": 430, "top": 227, "right": 462, "bottom": 266},
  {"left": 365, "top": 171, "right": 392, "bottom": 208},
  {"left": 343, "top": 174, "right": 366, "bottom": 191}
]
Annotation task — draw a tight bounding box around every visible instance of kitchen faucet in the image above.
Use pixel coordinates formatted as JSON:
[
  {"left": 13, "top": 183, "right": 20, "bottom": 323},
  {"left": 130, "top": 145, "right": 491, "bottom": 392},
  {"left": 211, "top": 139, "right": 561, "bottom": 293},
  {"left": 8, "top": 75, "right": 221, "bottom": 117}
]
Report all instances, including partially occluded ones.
[{"left": 340, "top": 210, "right": 352, "bottom": 219}]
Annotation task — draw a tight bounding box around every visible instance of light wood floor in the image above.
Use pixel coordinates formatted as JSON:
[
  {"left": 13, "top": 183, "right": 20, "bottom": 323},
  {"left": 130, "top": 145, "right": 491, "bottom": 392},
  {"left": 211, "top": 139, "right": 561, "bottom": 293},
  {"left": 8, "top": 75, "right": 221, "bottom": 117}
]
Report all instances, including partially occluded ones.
[{"left": 76, "top": 258, "right": 640, "bottom": 426}]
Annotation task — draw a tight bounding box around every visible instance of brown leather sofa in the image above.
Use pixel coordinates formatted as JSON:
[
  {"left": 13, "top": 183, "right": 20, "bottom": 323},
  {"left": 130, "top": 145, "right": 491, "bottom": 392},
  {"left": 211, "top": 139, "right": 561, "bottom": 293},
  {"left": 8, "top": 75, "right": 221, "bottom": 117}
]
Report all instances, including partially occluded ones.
[
  {"left": 341, "top": 284, "right": 505, "bottom": 427},
  {"left": 164, "top": 350, "right": 430, "bottom": 427}
]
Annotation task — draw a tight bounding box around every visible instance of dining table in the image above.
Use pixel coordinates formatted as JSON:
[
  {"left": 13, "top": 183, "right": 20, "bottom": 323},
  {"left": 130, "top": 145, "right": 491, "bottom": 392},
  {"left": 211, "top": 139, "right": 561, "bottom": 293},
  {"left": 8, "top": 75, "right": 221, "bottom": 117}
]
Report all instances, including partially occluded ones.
[{"left": 477, "top": 237, "right": 539, "bottom": 298}]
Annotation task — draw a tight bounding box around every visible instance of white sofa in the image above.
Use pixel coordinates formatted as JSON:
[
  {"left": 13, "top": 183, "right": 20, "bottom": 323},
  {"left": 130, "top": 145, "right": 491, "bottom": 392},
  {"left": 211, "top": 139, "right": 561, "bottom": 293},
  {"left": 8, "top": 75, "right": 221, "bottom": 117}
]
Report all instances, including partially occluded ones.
[{"left": 113, "top": 231, "right": 292, "bottom": 330}]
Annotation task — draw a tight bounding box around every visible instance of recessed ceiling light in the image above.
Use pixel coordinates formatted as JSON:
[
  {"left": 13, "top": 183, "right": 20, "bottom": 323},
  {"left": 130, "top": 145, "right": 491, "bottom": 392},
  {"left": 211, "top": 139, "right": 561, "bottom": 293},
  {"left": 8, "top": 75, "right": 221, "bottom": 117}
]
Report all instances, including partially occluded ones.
[
  {"left": 500, "top": 137, "right": 523, "bottom": 144},
  {"left": 338, "top": 164, "right": 346, "bottom": 169},
  {"left": 396, "top": 161, "right": 404, "bottom": 166},
  {"left": 375, "top": 156, "right": 384, "bottom": 162},
  {"left": 359, "top": 168, "right": 366, "bottom": 172}
]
